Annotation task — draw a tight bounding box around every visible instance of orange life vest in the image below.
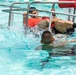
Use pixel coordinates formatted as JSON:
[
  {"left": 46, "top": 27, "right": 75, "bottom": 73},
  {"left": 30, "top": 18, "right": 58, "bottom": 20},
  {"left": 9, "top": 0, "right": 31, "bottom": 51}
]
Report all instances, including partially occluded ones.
[
  {"left": 24, "top": 17, "right": 55, "bottom": 28},
  {"left": 24, "top": 18, "right": 41, "bottom": 27}
]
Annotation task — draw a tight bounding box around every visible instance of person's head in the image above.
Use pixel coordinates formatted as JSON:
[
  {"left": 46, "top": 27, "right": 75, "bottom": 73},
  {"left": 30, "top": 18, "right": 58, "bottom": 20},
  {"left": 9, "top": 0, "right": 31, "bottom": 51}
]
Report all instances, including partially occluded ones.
[
  {"left": 38, "top": 20, "right": 49, "bottom": 30},
  {"left": 41, "top": 31, "right": 55, "bottom": 44},
  {"left": 29, "top": 7, "right": 38, "bottom": 18}
]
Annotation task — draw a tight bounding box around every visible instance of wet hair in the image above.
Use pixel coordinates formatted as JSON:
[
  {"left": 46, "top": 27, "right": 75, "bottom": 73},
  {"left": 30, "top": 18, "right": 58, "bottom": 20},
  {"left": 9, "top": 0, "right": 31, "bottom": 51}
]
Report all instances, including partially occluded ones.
[
  {"left": 41, "top": 31, "right": 53, "bottom": 44},
  {"left": 29, "top": 7, "right": 37, "bottom": 13}
]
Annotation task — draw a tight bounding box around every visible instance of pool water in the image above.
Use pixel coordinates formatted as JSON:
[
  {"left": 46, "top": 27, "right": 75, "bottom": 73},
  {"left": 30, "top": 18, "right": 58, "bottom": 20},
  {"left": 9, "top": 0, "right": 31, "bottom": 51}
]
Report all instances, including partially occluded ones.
[{"left": 0, "top": 1, "right": 76, "bottom": 75}]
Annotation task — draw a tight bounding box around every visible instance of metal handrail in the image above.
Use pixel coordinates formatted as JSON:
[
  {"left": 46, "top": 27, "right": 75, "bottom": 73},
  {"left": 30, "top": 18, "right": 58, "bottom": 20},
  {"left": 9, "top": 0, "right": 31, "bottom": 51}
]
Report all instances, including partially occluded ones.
[
  {"left": 26, "top": 1, "right": 76, "bottom": 31},
  {"left": 3, "top": 1, "right": 76, "bottom": 27},
  {"left": 8, "top": 2, "right": 30, "bottom": 26}
]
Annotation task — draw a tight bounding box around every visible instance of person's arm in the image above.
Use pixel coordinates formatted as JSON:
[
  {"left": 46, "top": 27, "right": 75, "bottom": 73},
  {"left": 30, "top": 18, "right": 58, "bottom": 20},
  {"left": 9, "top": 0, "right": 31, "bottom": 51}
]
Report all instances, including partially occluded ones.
[
  {"left": 54, "top": 43, "right": 65, "bottom": 47},
  {"left": 51, "top": 39, "right": 76, "bottom": 47},
  {"left": 23, "top": 12, "right": 27, "bottom": 25},
  {"left": 51, "top": 42, "right": 66, "bottom": 47},
  {"left": 68, "top": 39, "right": 76, "bottom": 43}
]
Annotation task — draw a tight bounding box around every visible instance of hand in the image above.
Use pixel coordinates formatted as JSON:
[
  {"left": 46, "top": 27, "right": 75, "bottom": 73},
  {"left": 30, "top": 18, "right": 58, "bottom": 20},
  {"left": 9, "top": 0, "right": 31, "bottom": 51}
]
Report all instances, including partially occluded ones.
[
  {"left": 51, "top": 8, "right": 56, "bottom": 16},
  {"left": 51, "top": 8, "right": 55, "bottom": 11},
  {"left": 23, "top": 12, "right": 27, "bottom": 16},
  {"left": 23, "top": 12, "right": 27, "bottom": 18},
  {"left": 23, "top": 12, "right": 27, "bottom": 15}
]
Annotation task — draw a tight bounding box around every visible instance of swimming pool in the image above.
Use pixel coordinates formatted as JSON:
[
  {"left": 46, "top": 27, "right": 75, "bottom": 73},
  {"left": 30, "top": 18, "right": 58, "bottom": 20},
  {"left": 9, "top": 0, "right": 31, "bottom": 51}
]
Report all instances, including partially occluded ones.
[{"left": 0, "top": 1, "right": 76, "bottom": 75}]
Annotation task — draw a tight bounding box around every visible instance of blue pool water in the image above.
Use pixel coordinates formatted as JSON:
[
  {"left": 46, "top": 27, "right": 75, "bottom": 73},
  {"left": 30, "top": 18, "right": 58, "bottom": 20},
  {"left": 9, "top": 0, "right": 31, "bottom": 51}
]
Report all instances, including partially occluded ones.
[{"left": 0, "top": 1, "right": 76, "bottom": 75}]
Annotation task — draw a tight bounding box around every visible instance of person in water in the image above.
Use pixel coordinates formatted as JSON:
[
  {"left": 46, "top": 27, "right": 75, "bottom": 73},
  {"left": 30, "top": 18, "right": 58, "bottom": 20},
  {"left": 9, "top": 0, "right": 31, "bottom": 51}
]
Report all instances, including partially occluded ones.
[
  {"left": 23, "top": 6, "right": 76, "bottom": 35},
  {"left": 35, "top": 30, "right": 76, "bottom": 68},
  {"left": 36, "top": 30, "right": 76, "bottom": 56}
]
